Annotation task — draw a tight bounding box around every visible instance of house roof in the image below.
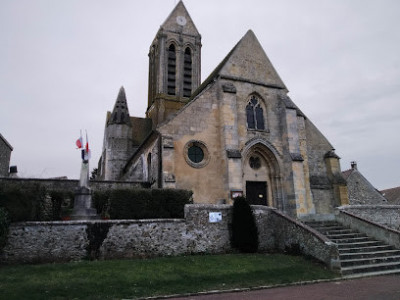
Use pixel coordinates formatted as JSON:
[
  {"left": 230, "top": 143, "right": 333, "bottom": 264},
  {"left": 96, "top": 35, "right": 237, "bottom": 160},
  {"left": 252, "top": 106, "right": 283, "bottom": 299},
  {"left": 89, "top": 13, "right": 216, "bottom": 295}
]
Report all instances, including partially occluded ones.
[
  {"left": 381, "top": 186, "right": 400, "bottom": 204},
  {"left": 0, "top": 133, "right": 13, "bottom": 151},
  {"left": 341, "top": 168, "right": 354, "bottom": 180}
]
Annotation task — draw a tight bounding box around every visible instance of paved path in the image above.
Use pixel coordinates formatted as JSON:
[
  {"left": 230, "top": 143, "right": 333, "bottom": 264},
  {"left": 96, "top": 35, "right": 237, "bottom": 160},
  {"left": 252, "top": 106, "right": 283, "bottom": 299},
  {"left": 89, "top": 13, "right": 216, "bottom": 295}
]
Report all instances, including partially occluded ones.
[{"left": 167, "top": 275, "right": 400, "bottom": 300}]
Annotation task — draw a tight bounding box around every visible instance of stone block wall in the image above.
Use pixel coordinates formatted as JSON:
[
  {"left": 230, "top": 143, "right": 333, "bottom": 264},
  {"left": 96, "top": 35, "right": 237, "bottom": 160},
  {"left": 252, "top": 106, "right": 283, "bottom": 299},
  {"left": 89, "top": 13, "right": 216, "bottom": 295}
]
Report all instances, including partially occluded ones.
[
  {"left": 338, "top": 205, "right": 400, "bottom": 230},
  {"left": 1, "top": 205, "right": 338, "bottom": 268},
  {"left": 0, "top": 136, "right": 12, "bottom": 177},
  {"left": 0, "top": 177, "right": 144, "bottom": 193}
]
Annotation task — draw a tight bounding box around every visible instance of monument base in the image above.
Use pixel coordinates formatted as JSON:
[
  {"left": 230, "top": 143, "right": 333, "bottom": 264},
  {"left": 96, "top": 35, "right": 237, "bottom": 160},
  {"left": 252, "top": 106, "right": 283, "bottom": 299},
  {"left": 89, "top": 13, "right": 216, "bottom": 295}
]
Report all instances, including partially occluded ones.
[{"left": 70, "top": 187, "right": 98, "bottom": 220}]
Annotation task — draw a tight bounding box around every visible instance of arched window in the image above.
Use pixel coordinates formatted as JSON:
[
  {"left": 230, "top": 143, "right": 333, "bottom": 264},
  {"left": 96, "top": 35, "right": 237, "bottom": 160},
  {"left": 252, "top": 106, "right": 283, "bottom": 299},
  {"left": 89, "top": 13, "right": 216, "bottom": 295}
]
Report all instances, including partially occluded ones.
[
  {"left": 246, "top": 95, "right": 265, "bottom": 130},
  {"left": 183, "top": 47, "right": 192, "bottom": 97},
  {"left": 167, "top": 44, "right": 176, "bottom": 95}
]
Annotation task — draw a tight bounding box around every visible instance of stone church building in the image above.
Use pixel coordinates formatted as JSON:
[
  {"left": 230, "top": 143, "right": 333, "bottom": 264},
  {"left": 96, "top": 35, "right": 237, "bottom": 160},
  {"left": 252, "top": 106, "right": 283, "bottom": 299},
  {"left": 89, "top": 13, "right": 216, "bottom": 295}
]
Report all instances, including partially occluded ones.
[{"left": 98, "top": 1, "right": 349, "bottom": 219}]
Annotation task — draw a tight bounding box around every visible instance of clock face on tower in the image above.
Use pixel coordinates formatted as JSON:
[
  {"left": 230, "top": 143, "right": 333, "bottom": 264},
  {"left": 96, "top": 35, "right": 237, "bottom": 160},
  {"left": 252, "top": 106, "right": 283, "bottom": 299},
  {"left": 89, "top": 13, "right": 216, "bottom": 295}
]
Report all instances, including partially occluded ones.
[{"left": 176, "top": 15, "right": 187, "bottom": 26}]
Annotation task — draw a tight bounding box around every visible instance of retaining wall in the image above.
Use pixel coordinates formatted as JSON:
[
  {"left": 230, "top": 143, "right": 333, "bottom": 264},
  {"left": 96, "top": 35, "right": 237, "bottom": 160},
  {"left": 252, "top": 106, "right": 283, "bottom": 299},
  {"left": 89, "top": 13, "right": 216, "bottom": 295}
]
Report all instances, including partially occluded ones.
[{"left": 1, "top": 205, "right": 338, "bottom": 268}]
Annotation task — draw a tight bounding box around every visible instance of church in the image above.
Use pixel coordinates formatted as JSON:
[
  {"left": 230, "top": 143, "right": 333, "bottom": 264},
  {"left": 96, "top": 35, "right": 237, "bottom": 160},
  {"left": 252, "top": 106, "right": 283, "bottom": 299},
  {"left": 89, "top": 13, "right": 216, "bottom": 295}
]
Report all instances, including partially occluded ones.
[{"left": 98, "top": 1, "right": 349, "bottom": 219}]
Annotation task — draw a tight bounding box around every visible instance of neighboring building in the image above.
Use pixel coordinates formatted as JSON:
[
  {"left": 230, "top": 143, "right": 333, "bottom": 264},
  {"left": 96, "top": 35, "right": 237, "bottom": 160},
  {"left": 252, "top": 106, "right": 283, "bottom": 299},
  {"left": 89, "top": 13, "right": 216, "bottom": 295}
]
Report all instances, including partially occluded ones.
[
  {"left": 381, "top": 186, "right": 400, "bottom": 205},
  {"left": 342, "top": 161, "right": 387, "bottom": 205},
  {"left": 0, "top": 133, "right": 13, "bottom": 177},
  {"left": 98, "top": 1, "right": 349, "bottom": 219}
]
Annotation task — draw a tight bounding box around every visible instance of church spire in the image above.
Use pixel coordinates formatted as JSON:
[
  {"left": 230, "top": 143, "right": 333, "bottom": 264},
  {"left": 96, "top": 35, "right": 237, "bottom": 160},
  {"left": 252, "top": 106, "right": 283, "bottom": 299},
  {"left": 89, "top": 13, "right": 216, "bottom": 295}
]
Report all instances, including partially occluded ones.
[{"left": 108, "top": 86, "right": 131, "bottom": 126}]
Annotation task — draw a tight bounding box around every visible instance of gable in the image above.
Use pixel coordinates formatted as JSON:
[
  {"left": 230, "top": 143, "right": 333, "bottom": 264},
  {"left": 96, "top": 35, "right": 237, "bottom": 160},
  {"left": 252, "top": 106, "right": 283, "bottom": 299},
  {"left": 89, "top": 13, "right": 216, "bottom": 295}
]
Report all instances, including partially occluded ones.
[
  {"left": 219, "top": 30, "right": 286, "bottom": 89},
  {"left": 160, "top": 1, "right": 199, "bottom": 37}
]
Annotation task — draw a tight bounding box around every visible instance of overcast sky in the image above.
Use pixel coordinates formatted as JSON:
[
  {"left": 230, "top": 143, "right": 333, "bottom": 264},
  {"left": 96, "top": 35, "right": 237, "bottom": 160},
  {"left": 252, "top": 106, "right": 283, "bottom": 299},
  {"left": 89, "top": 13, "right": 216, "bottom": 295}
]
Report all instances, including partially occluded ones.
[{"left": 1, "top": 0, "right": 399, "bottom": 190}]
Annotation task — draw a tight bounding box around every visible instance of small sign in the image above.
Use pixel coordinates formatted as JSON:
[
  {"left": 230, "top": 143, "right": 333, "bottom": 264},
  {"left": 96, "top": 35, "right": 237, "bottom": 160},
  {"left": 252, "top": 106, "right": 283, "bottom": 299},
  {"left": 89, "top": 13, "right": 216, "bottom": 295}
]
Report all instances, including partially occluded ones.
[
  {"left": 231, "top": 190, "right": 243, "bottom": 200},
  {"left": 209, "top": 212, "right": 222, "bottom": 223}
]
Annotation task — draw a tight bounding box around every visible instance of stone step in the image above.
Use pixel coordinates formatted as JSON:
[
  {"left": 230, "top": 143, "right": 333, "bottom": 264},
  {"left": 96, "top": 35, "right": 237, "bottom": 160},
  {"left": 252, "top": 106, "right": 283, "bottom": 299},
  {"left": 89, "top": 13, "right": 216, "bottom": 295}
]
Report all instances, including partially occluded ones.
[
  {"left": 341, "top": 261, "right": 400, "bottom": 276},
  {"left": 340, "top": 255, "right": 400, "bottom": 267},
  {"left": 339, "top": 249, "right": 400, "bottom": 260},
  {"left": 330, "top": 237, "right": 373, "bottom": 244},
  {"left": 305, "top": 220, "right": 400, "bottom": 277},
  {"left": 343, "top": 268, "right": 400, "bottom": 279},
  {"left": 326, "top": 233, "right": 367, "bottom": 239},
  {"left": 337, "top": 240, "right": 386, "bottom": 249},
  {"left": 321, "top": 229, "right": 354, "bottom": 235},
  {"left": 338, "top": 245, "right": 395, "bottom": 254}
]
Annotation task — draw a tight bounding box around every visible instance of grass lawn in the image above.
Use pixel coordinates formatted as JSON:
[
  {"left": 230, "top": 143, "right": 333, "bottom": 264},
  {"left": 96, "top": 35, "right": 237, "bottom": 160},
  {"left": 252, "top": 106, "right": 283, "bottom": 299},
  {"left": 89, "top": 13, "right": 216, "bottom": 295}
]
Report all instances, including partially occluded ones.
[{"left": 0, "top": 253, "right": 336, "bottom": 299}]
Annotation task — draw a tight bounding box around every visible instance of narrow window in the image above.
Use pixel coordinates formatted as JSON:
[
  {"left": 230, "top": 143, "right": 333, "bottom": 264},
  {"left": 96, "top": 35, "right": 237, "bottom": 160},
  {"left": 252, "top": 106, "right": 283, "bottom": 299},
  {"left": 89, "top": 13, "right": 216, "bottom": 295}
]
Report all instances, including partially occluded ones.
[
  {"left": 246, "top": 96, "right": 265, "bottom": 130},
  {"left": 147, "top": 153, "right": 152, "bottom": 181},
  {"left": 183, "top": 47, "right": 192, "bottom": 97},
  {"left": 167, "top": 44, "right": 176, "bottom": 95}
]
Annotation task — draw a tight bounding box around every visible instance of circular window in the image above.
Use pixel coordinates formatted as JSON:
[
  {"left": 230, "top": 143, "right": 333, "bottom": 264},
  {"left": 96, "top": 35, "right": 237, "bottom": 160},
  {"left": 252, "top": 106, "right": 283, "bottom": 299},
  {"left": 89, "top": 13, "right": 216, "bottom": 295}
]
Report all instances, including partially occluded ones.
[
  {"left": 188, "top": 145, "right": 204, "bottom": 163},
  {"left": 249, "top": 156, "right": 261, "bottom": 170},
  {"left": 184, "top": 140, "right": 210, "bottom": 168}
]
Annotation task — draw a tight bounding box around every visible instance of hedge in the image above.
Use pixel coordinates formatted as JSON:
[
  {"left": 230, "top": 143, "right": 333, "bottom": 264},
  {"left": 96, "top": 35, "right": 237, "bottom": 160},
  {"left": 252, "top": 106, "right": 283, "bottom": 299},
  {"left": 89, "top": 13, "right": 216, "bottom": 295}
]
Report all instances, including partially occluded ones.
[
  {"left": 93, "top": 188, "right": 193, "bottom": 219},
  {"left": 0, "top": 183, "right": 73, "bottom": 222}
]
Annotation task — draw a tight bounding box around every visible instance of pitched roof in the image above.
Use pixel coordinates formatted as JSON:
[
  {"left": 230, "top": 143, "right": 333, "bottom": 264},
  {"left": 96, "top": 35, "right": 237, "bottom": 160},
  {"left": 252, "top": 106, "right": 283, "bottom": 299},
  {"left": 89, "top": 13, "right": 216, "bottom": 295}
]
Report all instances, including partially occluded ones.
[
  {"left": 341, "top": 168, "right": 354, "bottom": 180},
  {"left": 160, "top": 1, "right": 199, "bottom": 37},
  {"left": 0, "top": 133, "right": 13, "bottom": 151},
  {"left": 108, "top": 86, "right": 131, "bottom": 126},
  {"left": 381, "top": 186, "right": 400, "bottom": 204}
]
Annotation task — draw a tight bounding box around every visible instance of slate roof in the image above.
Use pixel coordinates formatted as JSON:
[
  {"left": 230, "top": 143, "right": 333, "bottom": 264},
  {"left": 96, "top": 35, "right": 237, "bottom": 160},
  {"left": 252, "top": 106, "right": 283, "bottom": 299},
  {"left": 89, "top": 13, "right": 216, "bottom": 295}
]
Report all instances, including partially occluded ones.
[
  {"left": 381, "top": 186, "right": 400, "bottom": 205},
  {"left": 341, "top": 168, "right": 354, "bottom": 180}
]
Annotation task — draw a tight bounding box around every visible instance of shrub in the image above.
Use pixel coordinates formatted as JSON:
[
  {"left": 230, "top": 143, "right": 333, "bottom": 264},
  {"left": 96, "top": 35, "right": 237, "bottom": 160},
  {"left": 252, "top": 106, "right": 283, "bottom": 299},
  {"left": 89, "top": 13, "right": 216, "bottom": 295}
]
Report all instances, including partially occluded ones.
[
  {"left": 231, "top": 196, "right": 259, "bottom": 253},
  {"left": 0, "top": 183, "right": 47, "bottom": 222},
  {"left": 93, "top": 190, "right": 112, "bottom": 218},
  {"left": 0, "top": 183, "right": 74, "bottom": 222},
  {"left": 0, "top": 207, "right": 10, "bottom": 249}
]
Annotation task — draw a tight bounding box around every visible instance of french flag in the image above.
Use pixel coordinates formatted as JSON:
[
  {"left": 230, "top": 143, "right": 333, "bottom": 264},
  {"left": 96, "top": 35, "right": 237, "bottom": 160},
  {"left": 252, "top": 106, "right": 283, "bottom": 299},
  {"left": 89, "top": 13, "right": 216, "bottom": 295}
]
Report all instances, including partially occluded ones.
[{"left": 76, "top": 135, "right": 83, "bottom": 149}]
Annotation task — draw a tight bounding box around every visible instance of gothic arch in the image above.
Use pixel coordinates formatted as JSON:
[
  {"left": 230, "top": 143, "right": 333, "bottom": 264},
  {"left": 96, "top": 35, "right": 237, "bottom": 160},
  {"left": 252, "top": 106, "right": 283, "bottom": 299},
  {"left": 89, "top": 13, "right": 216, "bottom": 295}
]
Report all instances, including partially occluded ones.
[{"left": 242, "top": 140, "right": 284, "bottom": 209}]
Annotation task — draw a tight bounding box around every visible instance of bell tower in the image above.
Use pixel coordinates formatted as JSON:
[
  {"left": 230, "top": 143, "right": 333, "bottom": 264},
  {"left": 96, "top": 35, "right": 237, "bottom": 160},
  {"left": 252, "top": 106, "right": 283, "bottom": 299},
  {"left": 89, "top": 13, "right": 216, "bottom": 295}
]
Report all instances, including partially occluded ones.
[{"left": 147, "top": 1, "right": 201, "bottom": 127}]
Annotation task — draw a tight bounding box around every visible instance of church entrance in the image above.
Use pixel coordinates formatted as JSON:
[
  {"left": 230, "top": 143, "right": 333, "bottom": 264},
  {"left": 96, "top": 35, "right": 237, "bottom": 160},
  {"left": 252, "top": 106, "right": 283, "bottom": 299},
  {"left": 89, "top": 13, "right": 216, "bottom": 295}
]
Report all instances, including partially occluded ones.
[
  {"left": 242, "top": 141, "right": 283, "bottom": 209},
  {"left": 246, "top": 181, "right": 267, "bottom": 205}
]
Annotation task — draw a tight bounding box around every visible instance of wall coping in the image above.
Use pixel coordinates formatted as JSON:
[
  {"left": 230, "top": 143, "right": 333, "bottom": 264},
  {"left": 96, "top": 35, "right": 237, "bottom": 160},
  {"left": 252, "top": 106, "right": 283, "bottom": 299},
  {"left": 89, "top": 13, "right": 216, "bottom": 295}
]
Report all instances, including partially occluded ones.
[
  {"left": 339, "top": 205, "right": 400, "bottom": 209},
  {"left": 271, "top": 209, "right": 332, "bottom": 244},
  {"left": 10, "top": 219, "right": 185, "bottom": 227},
  {"left": 338, "top": 210, "right": 400, "bottom": 234}
]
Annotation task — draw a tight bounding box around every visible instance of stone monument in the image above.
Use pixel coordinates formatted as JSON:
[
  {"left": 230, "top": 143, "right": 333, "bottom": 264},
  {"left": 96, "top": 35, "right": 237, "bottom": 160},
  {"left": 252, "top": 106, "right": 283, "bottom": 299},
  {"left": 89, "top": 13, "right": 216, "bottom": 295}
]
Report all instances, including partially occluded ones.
[{"left": 71, "top": 133, "right": 98, "bottom": 220}]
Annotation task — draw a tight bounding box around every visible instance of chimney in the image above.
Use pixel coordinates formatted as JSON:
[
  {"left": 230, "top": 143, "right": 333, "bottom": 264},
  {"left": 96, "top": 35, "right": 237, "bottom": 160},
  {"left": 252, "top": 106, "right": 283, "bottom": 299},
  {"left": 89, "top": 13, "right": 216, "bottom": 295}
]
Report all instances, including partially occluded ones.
[
  {"left": 351, "top": 161, "right": 357, "bottom": 170},
  {"left": 9, "top": 165, "right": 18, "bottom": 178}
]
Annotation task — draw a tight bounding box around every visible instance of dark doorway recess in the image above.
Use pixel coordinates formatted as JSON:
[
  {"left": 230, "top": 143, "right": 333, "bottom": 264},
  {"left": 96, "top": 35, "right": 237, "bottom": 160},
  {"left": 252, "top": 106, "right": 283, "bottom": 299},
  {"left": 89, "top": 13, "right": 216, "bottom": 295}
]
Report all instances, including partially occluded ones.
[{"left": 246, "top": 181, "right": 267, "bottom": 205}]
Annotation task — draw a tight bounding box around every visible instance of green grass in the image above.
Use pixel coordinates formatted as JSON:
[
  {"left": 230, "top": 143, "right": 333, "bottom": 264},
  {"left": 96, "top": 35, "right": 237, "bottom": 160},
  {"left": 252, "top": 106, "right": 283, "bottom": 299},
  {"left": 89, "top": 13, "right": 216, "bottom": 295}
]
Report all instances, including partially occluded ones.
[{"left": 0, "top": 254, "right": 336, "bottom": 299}]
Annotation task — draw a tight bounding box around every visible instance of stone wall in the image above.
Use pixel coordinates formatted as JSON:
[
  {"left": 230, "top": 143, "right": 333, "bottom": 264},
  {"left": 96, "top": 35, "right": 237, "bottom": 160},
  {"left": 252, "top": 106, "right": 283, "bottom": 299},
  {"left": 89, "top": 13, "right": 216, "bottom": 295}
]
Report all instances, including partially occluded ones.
[
  {"left": 0, "top": 135, "right": 12, "bottom": 177},
  {"left": 338, "top": 205, "right": 400, "bottom": 230},
  {"left": 0, "top": 177, "right": 145, "bottom": 192},
  {"left": 336, "top": 210, "right": 400, "bottom": 249},
  {"left": 1, "top": 204, "right": 338, "bottom": 268}
]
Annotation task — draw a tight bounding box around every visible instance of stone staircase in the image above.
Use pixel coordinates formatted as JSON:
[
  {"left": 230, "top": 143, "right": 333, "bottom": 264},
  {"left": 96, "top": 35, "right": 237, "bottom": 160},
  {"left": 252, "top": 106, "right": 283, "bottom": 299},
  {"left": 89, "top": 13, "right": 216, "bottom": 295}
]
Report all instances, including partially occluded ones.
[{"left": 306, "top": 221, "right": 400, "bottom": 277}]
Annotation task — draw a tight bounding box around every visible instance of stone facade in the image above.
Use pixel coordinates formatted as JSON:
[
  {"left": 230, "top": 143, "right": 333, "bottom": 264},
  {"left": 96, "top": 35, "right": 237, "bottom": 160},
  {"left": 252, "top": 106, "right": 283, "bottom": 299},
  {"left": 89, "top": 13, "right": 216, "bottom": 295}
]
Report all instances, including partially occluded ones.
[
  {"left": 0, "top": 133, "right": 13, "bottom": 177},
  {"left": 97, "top": 1, "right": 349, "bottom": 219},
  {"left": 1, "top": 204, "right": 338, "bottom": 268}
]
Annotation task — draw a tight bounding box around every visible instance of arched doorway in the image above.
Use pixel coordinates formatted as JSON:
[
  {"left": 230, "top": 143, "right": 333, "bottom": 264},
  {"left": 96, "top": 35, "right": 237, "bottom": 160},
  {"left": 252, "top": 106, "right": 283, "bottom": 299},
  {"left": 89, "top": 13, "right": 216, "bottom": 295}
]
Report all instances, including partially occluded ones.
[{"left": 242, "top": 141, "right": 283, "bottom": 208}]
